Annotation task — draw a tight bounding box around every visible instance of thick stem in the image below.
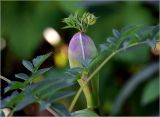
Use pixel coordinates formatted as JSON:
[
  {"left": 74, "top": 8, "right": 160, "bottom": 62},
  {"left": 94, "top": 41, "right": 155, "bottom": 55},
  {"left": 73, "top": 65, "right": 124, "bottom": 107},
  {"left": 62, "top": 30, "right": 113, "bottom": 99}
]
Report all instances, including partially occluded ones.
[{"left": 78, "top": 78, "right": 94, "bottom": 109}]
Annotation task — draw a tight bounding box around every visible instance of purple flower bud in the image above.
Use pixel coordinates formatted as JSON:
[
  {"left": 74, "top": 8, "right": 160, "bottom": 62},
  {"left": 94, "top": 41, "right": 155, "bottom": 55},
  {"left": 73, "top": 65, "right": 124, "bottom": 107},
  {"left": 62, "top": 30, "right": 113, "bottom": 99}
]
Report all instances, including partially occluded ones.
[{"left": 68, "top": 32, "right": 98, "bottom": 68}]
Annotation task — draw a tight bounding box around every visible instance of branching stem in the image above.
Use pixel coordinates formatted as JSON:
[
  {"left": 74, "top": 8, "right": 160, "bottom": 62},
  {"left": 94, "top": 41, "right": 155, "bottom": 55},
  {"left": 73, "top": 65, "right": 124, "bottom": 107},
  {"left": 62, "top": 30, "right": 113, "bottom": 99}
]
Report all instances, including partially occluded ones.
[{"left": 69, "top": 41, "right": 147, "bottom": 112}]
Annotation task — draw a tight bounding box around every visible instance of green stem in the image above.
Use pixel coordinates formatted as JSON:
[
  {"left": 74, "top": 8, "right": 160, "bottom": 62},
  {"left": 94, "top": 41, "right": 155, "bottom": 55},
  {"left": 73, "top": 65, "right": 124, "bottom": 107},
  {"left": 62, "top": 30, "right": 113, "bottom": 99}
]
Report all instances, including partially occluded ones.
[
  {"left": 78, "top": 78, "right": 94, "bottom": 109},
  {"left": 69, "top": 41, "right": 147, "bottom": 112},
  {"left": 69, "top": 87, "right": 82, "bottom": 112},
  {"left": 69, "top": 52, "right": 116, "bottom": 112}
]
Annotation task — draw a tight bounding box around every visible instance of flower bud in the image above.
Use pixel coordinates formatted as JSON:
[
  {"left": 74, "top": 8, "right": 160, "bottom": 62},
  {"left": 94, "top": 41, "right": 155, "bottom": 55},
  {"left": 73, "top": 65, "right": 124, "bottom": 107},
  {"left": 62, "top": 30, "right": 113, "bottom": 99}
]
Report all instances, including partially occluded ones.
[
  {"left": 83, "top": 13, "right": 96, "bottom": 25},
  {"left": 68, "top": 32, "right": 97, "bottom": 68}
]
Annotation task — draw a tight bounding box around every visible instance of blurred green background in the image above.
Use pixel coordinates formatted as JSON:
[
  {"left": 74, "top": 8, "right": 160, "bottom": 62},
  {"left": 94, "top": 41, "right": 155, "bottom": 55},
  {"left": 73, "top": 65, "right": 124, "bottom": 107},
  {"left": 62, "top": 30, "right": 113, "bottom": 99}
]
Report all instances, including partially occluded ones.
[{"left": 1, "top": 1, "right": 159, "bottom": 116}]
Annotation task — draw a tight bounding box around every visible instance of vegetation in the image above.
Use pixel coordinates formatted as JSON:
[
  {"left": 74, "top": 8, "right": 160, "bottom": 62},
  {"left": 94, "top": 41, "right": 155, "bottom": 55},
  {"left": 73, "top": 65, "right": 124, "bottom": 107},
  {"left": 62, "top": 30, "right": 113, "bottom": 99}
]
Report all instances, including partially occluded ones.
[{"left": 1, "top": 1, "right": 159, "bottom": 116}]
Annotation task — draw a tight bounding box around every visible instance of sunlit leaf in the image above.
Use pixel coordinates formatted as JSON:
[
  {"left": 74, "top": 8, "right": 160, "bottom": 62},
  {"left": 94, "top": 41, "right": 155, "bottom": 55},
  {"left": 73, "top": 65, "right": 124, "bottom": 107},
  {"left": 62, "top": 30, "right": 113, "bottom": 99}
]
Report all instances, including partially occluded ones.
[{"left": 63, "top": 12, "right": 97, "bottom": 32}]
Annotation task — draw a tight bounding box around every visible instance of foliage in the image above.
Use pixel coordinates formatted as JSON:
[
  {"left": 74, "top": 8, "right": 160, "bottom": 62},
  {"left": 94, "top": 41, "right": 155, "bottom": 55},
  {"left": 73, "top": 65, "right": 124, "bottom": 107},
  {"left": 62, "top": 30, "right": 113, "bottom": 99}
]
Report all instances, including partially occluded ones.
[
  {"left": 1, "top": 1, "right": 159, "bottom": 116},
  {"left": 99, "top": 25, "right": 159, "bottom": 53},
  {"left": 1, "top": 53, "right": 75, "bottom": 116},
  {"left": 67, "top": 24, "right": 159, "bottom": 113},
  {"left": 1, "top": 23, "right": 159, "bottom": 116},
  {"left": 63, "top": 11, "right": 97, "bottom": 32}
]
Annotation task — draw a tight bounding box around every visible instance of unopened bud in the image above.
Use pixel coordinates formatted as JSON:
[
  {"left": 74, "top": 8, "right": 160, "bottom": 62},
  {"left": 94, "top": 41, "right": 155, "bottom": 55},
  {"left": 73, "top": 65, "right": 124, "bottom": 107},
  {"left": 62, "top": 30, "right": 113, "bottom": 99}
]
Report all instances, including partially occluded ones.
[
  {"left": 68, "top": 32, "right": 97, "bottom": 68},
  {"left": 83, "top": 13, "right": 97, "bottom": 25}
]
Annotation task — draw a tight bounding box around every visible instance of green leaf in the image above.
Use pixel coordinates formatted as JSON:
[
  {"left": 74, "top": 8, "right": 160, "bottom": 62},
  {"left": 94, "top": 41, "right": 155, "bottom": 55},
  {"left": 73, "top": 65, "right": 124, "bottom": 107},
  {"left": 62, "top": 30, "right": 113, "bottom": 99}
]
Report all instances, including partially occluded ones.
[
  {"left": 72, "top": 109, "right": 99, "bottom": 117},
  {"left": 121, "top": 24, "right": 143, "bottom": 37},
  {"left": 48, "top": 91, "right": 75, "bottom": 102},
  {"left": 99, "top": 43, "right": 109, "bottom": 52},
  {"left": 38, "top": 79, "right": 75, "bottom": 99},
  {"left": 146, "top": 38, "right": 156, "bottom": 48},
  {"left": 63, "top": 11, "right": 97, "bottom": 32},
  {"left": 80, "top": 59, "right": 93, "bottom": 68},
  {"left": 51, "top": 103, "right": 71, "bottom": 116},
  {"left": 106, "top": 37, "right": 116, "bottom": 44},
  {"left": 32, "top": 78, "right": 67, "bottom": 95},
  {"left": 4, "top": 81, "right": 25, "bottom": 93},
  {"left": 1, "top": 91, "right": 19, "bottom": 108},
  {"left": 22, "top": 60, "right": 34, "bottom": 72},
  {"left": 16, "top": 95, "right": 36, "bottom": 111},
  {"left": 112, "top": 29, "right": 121, "bottom": 38},
  {"left": 119, "top": 37, "right": 131, "bottom": 50},
  {"left": 32, "top": 52, "right": 52, "bottom": 71},
  {"left": 116, "top": 24, "right": 144, "bottom": 49},
  {"left": 66, "top": 68, "right": 83, "bottom": 77},
  {"left": 30, "top": 74, "right": 75, "bottom": 98},
  {"left": 137, "top": 25, "right": 159, "bottom": 42},
  {"left": 141, "top": 78, "right": 159, "bottom": 105},
  {"left": 99, "top": 24, "right": 159, "bottom": 53},
  {"left": 7, "top": 93, "right": 24, "bottom": 108},
  {"left": 15, "top": 73, "right": 29, "bottom": 80},
  {"left": 32, "top": 67, "right": 52, "bottom": 78}
]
